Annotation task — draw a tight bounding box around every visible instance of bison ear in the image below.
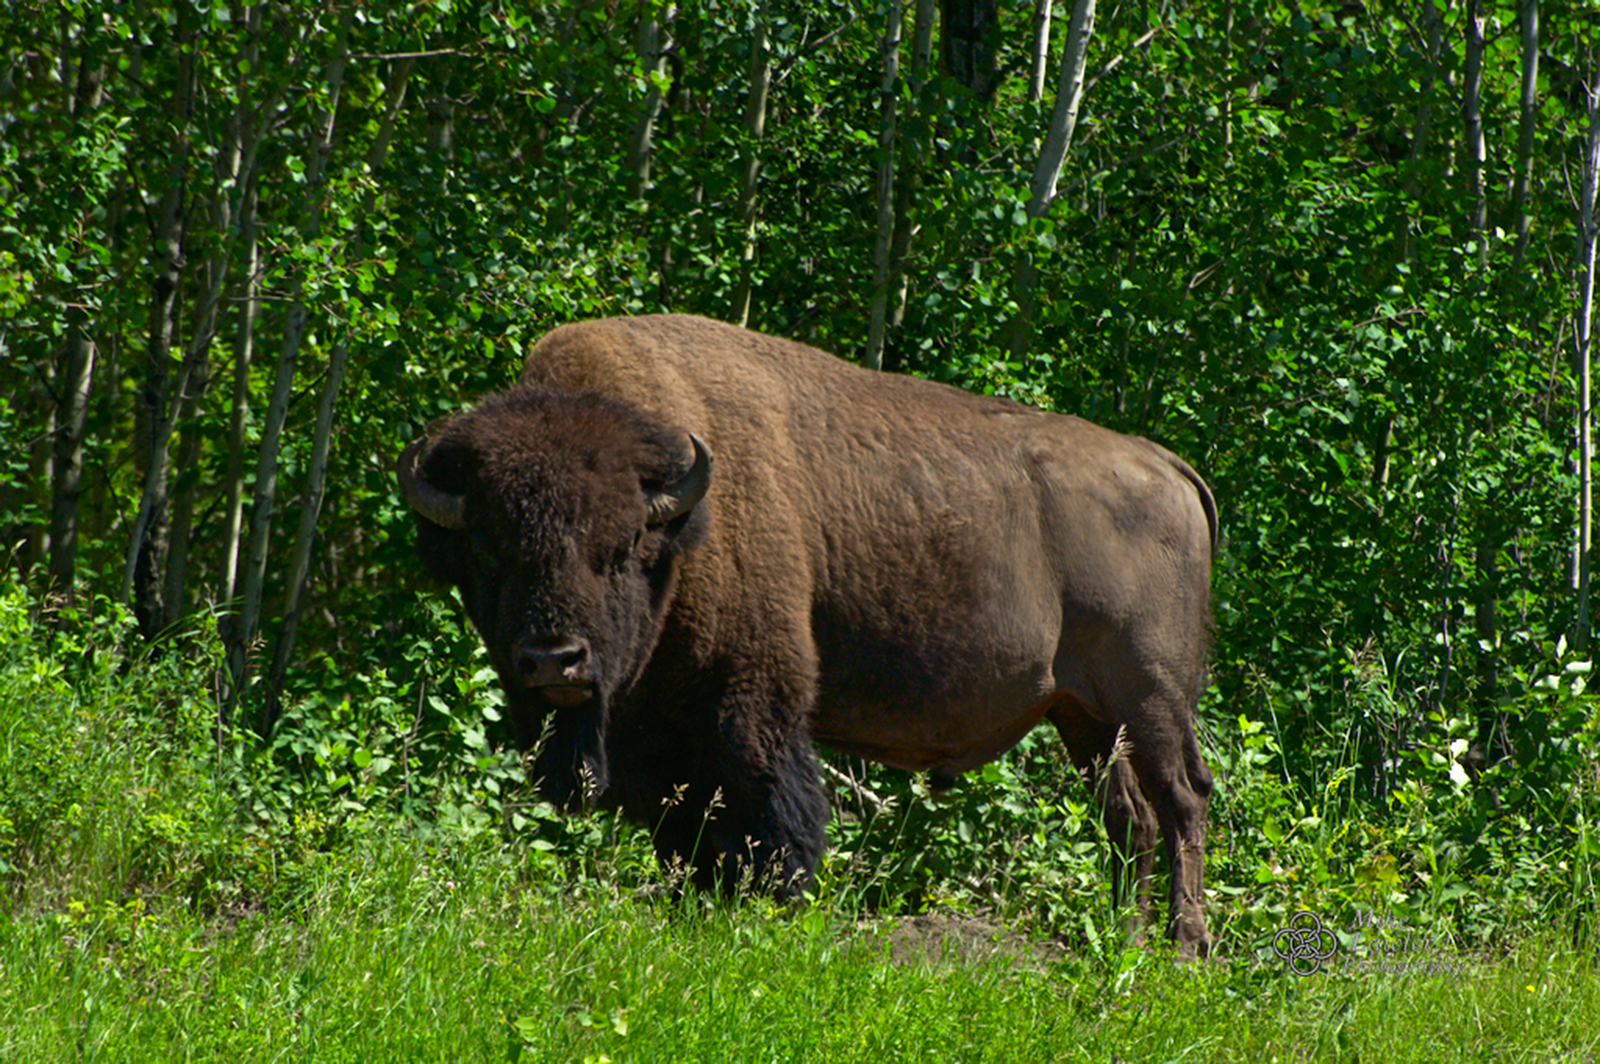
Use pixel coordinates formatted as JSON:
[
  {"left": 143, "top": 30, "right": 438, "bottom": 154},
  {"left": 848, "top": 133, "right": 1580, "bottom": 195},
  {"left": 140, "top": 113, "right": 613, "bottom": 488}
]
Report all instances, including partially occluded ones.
[{"left": 643, "top": 433, "right": 713, "bottom": 526}]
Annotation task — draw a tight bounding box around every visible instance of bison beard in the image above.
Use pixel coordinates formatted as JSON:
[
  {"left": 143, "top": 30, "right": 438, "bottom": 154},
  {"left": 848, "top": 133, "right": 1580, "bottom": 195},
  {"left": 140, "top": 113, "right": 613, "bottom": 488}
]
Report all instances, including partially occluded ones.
[
  {"left": 526, "top": 694, "right": 609, "bottom": 811},
  {"left": 400, "top": 314, "right": 1218, "bottom": 954}
]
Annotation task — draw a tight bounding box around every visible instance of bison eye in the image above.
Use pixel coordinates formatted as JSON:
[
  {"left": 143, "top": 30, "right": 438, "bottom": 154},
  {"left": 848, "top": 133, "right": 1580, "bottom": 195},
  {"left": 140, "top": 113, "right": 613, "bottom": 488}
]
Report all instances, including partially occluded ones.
[
  {"left": 607, "top": 529, "right": 644, "bottom": 573},
  {"left": 604, "top": 528, "right": 643, "bottom": 572}
]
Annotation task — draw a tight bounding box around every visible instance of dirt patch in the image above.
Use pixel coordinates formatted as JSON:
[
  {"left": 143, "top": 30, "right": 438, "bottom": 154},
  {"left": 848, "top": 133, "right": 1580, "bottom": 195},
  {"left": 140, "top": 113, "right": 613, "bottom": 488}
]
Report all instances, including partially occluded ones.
[{"left": 857, "top": 911, "right": 1066, "bottom": 969}]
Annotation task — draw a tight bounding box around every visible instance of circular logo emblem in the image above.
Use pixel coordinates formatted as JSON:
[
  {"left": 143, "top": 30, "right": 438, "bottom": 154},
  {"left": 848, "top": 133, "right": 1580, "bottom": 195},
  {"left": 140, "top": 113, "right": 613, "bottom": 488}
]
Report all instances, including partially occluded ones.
[{"left": 1273, "top": 910, "right": 1338, "bottom": 976}]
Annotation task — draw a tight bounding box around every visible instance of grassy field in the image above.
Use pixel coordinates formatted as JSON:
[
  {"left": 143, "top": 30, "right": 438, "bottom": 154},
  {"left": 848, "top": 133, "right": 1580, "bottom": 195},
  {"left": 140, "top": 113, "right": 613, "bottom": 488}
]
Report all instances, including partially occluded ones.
[
  {"left": 3, "top": 829, "right": 1598, "bottom": 1063},
  {"left": 2, "top": 588, "right": 1597, "bottom": 1062}
]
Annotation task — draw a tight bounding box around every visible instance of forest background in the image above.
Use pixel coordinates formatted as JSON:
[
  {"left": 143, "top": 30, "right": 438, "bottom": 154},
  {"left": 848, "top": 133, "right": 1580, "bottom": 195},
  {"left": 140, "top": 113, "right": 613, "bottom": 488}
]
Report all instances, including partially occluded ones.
[{"left": 3, "top": 0, "right": 1600, "bottom": 1019}]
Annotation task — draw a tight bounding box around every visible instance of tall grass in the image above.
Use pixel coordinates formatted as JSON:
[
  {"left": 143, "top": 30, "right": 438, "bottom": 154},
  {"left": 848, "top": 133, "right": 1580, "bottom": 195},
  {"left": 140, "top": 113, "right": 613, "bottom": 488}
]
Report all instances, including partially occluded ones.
[
  {"left": 2, "top": 581, "right": 1598, "bottom": 1061},
  {"left": 3, "top": 828, "right": 1596, "bottom": 1062}
]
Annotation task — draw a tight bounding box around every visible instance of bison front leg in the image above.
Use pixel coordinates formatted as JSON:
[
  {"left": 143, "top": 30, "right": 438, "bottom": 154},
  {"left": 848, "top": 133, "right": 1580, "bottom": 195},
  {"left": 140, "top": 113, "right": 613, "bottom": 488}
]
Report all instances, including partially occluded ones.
[
  {"left": 706, "top": 735, "right": 829, "bottom": 898},
  {"left": 644, "top": 722, "right": 828, "bottom": 900}
]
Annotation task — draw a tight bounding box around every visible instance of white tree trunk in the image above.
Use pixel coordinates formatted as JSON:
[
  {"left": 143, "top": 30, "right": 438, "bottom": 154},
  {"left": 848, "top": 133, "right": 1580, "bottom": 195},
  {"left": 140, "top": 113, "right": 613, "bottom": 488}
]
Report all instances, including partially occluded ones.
[
  {"left": 228, "top": 8, "right": 351, "bottom": 710},
  {"left": 122, "top": 6, "right": 196, "bottom": 634},
  {"left": 1511, "top": 0, "right": 1539, "bottom": 267},
  {"left": 163, "top": 101, "right": 250, "bottom": 627},
  {"left": 1462, "top": 0, "right": 1487, "bottom": 265},
  {"left": 220, "top": 3, "right": 275, "bottom": 606},
  {"left": 1573, "top": 59, "right": 1600, "bottom": 654},
  {"left": 627, "top": 2, "right": 676, "bottom": 199},
  {"left": 1396, "top": 0, "right": 1442, "bottom": 266},
  {"left": 731, "top": 1, "right": 771, "bottom": 328},
  {"left": 888, "top": 0, "right": 936, "bottom": 340},
  {"left": 1010, "top": 0, "right": 1094, "bottom": 361},
  {"left": 1028, "top": 0, "right": 1052, "bottom": 104},
  {"left": 47, "top": 325, "right": 95, "bottom": 601},
  {"left": 261, "top": 338, "right": 351, "bottom": 724},
  {"left": 260, "top": 57, "right": 416, "bottom": 728},
  {"left": 1221, "top": 0, "right": 1233, "bottom": 149},
  {"left": 221, "top": 179, "right": 260, "bottom": 607},
  {"left": 865, "top": 0, "right": 904, "bottom": 372},
  {"left": 1027, "top": 0, "right": 1093, "bottom": 220}
]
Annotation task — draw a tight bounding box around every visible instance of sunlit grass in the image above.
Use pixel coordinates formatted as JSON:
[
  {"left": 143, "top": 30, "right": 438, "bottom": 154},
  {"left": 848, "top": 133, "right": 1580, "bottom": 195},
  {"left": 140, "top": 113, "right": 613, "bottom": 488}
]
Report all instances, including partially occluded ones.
[
  {"left": 2, "top": 827, "right": 1597, "bottom": 1063},
  {"left": 3, "top": 586, "right": 1597, "bottom": 1061}
]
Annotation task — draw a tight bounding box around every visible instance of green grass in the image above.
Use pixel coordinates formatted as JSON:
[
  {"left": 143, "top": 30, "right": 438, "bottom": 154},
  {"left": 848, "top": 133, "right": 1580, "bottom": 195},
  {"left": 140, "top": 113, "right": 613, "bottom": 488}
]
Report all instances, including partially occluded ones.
[
  {"left": 2, "top": 831, "right": 1597, "bottom": 1063},
  {"left": 2, "top": 585, "right": 1598, "bottom": 1061}
]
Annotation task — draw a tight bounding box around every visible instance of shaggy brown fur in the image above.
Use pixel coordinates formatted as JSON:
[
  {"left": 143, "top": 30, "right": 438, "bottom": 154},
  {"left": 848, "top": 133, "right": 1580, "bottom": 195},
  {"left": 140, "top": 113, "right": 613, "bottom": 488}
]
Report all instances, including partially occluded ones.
[{"left": 402, "top": 314, "right": 1217, "bottom": 955}]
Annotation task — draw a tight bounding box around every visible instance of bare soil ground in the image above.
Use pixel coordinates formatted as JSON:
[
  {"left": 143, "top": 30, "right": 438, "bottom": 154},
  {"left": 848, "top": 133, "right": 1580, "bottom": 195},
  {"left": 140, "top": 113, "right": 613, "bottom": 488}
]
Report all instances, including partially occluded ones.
[{"left": 862, "top": 911, "right": 1066, "bottom": 969}]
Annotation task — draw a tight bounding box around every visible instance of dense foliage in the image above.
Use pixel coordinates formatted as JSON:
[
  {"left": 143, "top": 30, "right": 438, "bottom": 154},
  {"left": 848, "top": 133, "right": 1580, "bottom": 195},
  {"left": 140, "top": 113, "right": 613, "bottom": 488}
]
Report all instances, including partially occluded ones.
[{"left": 2, "top": 0, "right": 1597, "bottom": 955}]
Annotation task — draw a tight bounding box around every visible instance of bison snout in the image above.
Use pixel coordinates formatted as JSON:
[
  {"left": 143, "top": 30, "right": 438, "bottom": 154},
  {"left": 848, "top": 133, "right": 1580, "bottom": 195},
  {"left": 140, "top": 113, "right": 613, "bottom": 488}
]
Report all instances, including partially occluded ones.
[{"left": 515, "top": 635, "right": 594, "bottom": 690}]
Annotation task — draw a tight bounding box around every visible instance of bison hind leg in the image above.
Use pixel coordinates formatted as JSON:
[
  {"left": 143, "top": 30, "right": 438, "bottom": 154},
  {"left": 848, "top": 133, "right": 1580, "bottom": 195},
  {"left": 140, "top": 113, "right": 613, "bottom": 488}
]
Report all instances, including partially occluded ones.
[
  {"left": 1047, "top": 700, "right": 1158, "bottom": 937},
  {"left": 1145, "top": 724, "right": 1213, "bottom": 956}
]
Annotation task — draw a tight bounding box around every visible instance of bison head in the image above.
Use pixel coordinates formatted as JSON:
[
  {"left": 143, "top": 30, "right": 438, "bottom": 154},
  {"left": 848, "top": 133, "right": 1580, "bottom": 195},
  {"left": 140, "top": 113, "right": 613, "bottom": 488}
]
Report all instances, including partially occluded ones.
[{"left": 398, "top": 387, "right": 712, "bottom": 809}]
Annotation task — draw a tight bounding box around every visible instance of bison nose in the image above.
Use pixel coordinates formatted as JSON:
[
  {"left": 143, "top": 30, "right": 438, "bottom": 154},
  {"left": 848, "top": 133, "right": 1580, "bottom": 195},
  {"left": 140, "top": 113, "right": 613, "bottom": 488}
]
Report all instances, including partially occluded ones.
[{"left": 515, "top": 635, "right": 593, "bottom": 688}]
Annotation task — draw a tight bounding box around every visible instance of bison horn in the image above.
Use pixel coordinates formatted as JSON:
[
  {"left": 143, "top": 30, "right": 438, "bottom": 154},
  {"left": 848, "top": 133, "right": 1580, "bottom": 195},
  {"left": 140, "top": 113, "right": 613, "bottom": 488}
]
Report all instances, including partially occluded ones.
[
  {"left": 645, "top": 433, "right": 713, "bottom": 526},
  {"left": 397, "top": 437, "right": 467, "bottom": 530}
]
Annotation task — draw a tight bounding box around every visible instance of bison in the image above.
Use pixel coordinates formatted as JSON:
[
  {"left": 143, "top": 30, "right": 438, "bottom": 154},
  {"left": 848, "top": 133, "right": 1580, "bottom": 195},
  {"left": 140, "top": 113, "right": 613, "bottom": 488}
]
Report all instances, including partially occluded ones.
[{"left": 399, "top": 314, "right": 1217, "bottom": 955}]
